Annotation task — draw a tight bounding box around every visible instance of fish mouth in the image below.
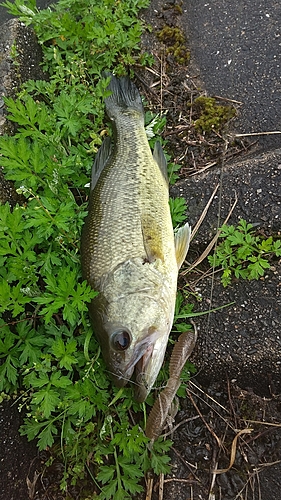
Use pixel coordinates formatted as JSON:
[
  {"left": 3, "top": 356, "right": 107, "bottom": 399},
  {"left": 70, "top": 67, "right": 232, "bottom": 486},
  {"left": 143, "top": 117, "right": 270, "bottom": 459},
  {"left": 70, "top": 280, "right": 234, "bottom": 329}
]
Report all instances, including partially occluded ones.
[
  {"left": 134, "top": 347, "right": 154, "bottom": 402},
  {"left": 128, "top": 343, "right": 155, "bottom": 403},
  {"left": 110, "top": 327, "right": 164, "bottom": 401},
  {"left": 109, "top": 342, "right": 153, "bottom": 392},
  {"left": 127, "top": 341, "right": 153, "bottom": 376},
  {"left": 110, "top": 340, "right": 155, "bottom": 400}
]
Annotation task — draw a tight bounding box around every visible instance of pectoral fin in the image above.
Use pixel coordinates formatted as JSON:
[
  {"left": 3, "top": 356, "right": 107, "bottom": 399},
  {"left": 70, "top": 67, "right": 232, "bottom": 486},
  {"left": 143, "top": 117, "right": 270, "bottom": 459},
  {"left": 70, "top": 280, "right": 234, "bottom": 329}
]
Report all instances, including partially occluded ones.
[
  {"left": 174, "top": 223, "right": 191, "bottom": 269},
  {"left": 91, "top": 136, "right": 113, "bottom": 191},
  {"left": 141, "top": 216, "right": 164, "bottom": 263}
]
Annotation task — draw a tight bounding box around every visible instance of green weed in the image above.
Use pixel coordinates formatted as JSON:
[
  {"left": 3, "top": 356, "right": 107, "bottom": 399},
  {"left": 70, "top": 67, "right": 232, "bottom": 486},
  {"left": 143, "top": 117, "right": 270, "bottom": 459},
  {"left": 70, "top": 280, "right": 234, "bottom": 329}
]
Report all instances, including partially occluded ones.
[
  {"left": 0, "top": 0, "right": 195, "bottom": 497},
  {"left": 209, "top": 219, "right": 281, "bottom": 286},
  {"left": 3, "top": 0, "right": 150, "bottom": 79},
  {"left": 157, "top": 26, "right": 190, "bottom": 66},
  {"left": 169, "top": 197, "right": 188, "bottom": 228}
]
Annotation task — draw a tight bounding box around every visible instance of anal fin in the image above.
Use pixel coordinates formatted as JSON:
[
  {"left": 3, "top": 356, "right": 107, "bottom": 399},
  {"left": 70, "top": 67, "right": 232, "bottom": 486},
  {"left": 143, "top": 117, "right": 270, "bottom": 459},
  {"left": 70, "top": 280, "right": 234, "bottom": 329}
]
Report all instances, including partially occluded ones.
[{"left": 153, "top": 141, "right": 168, "bottom": 185}]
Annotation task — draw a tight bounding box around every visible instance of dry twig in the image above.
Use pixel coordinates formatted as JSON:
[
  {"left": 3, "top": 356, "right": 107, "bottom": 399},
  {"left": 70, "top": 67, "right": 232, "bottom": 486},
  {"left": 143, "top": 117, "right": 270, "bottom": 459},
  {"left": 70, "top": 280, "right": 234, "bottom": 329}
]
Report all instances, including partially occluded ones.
[
  {"left": 183, "top": 191, "right": 238, "bottom": 275},
  {"left": 213, "top": 428, "right": 253, "bottom": 474},
  {"left": 187, "top": 388, "right": 222, "bottom": 448}
]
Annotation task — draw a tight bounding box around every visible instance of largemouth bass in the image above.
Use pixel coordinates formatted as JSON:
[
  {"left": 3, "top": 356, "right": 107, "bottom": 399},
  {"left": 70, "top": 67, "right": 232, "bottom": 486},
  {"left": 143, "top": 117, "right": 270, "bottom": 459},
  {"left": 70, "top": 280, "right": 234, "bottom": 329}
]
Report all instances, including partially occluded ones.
[{"left": 81, "top": 74, "right": 191, "bottom": 402}]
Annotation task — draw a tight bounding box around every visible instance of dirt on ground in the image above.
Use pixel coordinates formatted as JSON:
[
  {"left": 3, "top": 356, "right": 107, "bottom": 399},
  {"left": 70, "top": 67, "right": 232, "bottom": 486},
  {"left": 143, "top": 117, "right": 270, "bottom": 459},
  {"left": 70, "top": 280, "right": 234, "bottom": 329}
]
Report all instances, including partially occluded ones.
[{"left": 0, "top": 1, "right": 280, "bottom": 500}]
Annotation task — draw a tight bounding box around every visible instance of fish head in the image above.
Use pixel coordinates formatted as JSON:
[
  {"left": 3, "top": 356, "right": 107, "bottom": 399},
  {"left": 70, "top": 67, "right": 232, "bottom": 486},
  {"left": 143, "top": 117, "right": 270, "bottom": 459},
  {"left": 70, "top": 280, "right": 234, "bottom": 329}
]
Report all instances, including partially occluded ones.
[{"left": 89, "top": 278, "right": 175, "bottom": 402}]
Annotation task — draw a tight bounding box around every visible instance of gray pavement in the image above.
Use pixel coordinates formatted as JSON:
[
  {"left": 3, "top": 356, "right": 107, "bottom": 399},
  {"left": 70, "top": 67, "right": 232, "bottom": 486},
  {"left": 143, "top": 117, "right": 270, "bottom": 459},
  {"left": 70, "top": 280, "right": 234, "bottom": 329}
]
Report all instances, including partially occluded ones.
[
  {"left": 182, "top": 0, "right": 281, "bottom": 152},
  {"left": 171, "top": 147, "right": 281, "bottom": 396},
  {"left": 177, "top": 1, "right": 281, "bottom": 395}
]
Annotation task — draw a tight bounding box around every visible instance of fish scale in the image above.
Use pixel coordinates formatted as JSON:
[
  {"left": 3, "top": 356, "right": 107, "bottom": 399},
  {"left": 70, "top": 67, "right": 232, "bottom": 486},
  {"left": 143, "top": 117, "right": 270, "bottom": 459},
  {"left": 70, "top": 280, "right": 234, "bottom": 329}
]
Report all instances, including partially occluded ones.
[
  {"left": 81, "top": 74, "right": 191, "bottom": 401},
  {"left": 83, "top": 111, "right": 172, "bottom": 287}
]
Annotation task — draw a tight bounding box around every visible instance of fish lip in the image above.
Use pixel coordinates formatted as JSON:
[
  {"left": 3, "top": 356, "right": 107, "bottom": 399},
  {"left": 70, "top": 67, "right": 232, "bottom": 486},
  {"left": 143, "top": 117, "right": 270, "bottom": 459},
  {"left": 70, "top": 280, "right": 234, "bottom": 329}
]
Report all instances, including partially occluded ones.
[
  {"left": 110, "top": 344, "right": 152, "bottom": 398},
  {"left": 124, "top": 342, "right": 152, "bottom": 379},
  {"left": 108, "top": 332, "right": 156, "bottom": 388},
  {"left": 124, "top": 327, "right": 159, "bottom": 382},
  {"left": 131, "top": 343, "right": 155, "bottom": 402}
]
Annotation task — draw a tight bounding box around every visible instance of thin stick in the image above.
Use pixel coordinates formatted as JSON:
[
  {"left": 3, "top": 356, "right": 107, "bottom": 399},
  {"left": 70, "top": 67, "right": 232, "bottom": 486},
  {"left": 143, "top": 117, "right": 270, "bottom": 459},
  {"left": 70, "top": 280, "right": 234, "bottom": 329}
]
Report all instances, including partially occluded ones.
[
  {"left": 187, "top": 384, "right": 236, "bottom": 435},
  {"left": 234, "top": 130, "right": 281, "bottom": 137},
  {"left": 227, "top": 378, "right": 238, "bottom": 430},
  {"left": 190, "top": 161, "right": 217, "bottom": 176},
  {"left": 208, "top": 446, "right": 219, "bottom": 500},
  {"left": 255, "top": 459, "right": 281, "bottom": 468},
  {"left": 145, "top": 476, "right": 153, "bottom": 500},
  {"left": 214, "top": 95, "right": 243, "bottom": 105},
  {"left": 187, "top": 389, "right": 222, "bottom": 448},
  {"left": 244, "top": 419, "right": 281, "bottom": 427},
  {"left": 190, "top": 184, "right": 220, "bottom": 242},
  {"left": 182, "top": 192, "right": 238, "bottom": 275},
  {"left": 164, "top": 478, "right": 196, "bottom": 484},
  {"left": 189, "top": 381, "right": 229, "bottom": 413},
  {"left": 161, "top": 415, "right": 200, "bottom": 438},
  {"left": 159, "top": 473, "right": 164, "bottom": 500}
]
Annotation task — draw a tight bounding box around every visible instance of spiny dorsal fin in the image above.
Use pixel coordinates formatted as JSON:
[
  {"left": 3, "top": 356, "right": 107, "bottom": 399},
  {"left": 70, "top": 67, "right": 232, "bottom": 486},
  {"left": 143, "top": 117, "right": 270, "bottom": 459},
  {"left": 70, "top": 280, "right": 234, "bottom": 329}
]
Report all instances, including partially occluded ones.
[
  {"left": 91, "top": 136, "right": 112, "bottom": 191},
  {"left": 153, "top": 141, "right": 168, "bottom": 185},
  {"left": 174, "top": 223, "right": 191, "bottom": 269}
]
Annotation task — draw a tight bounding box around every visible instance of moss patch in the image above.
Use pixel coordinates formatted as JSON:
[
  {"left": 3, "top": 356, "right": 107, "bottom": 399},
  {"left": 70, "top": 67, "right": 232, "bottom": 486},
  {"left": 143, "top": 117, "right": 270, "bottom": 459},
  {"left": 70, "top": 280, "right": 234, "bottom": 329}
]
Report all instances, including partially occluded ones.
[
  {"left": 157, "top": 26, "right": 190, "bottom": 66},
  {"left": 192, "top": 96, "right": 236, "bottom": 133}
]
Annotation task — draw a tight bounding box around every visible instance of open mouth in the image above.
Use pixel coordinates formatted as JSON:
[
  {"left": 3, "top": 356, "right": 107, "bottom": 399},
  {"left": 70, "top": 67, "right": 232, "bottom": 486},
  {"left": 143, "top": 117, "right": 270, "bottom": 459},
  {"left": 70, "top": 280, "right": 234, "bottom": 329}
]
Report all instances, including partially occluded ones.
[
  {"left": 110, "top": 343, "right": 152, "bottom": 389},
  {"left": 132, "top": 344, "right": 155, "bottom": 402},
  {"left": 127, "top": 342, "right": 154, "bottom": 379},
  {"left": 111, "top": 329, "right": 161, "bottom": 400}
]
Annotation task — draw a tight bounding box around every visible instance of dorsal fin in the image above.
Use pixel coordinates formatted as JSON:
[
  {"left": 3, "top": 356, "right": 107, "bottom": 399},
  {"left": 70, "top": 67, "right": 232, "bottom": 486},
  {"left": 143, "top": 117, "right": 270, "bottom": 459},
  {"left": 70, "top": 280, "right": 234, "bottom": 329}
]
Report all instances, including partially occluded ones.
[
  {"left": 153, "top": 141, "right": 168, "bottom": 185},
  {"left": 91, "top": 136, "right": 113, "bottom": 191}
]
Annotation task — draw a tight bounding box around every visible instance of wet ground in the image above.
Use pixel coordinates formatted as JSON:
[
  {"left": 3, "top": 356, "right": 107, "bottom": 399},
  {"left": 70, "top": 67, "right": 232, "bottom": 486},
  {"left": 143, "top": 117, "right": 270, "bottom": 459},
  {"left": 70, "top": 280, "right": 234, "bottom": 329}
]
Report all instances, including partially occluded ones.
[{"left": 0, "top": 1, "right": 281, "bottom": 499}]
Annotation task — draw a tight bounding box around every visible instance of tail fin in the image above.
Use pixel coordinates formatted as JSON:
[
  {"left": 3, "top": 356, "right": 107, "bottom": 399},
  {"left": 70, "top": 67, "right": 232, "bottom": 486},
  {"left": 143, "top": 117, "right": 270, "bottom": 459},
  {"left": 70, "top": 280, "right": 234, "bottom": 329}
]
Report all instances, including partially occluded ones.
[{"left": 104, "top": 73, "right": 144, "bottom": 120}]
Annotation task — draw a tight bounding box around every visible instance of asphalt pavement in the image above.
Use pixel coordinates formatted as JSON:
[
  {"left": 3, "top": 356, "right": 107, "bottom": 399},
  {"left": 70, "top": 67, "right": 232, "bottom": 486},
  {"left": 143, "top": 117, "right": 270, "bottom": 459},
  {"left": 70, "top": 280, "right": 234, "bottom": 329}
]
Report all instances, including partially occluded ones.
[
  {"left": 177, "top": 0, "right": 281, "bottom": 392},
  {"left": 182, "top": 0, "right": 281, "bottom": 152}
]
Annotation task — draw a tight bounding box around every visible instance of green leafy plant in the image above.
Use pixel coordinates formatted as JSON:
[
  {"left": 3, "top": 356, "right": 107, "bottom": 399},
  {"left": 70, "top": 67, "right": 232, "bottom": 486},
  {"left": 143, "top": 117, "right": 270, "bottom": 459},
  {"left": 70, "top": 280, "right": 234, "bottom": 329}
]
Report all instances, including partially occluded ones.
[
  {"left": 2, "top": 0, "right": 150, "bottom": 80},
  {"left": 0, "top": 0, "right": 196, "bottom": 498},
  {"left": 169, "top": 196, "right": 188, "bottom": 228},
  {"left": 209, "top": 219, "right": 281, "bottom": 286}
]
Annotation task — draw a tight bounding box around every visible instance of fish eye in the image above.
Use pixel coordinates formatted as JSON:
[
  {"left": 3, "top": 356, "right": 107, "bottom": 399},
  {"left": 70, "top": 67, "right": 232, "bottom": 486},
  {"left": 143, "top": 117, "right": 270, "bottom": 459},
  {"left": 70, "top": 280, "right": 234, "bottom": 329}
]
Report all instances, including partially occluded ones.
[{"left": 112, "top": 329, "right": 131, "bottom": 351}]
